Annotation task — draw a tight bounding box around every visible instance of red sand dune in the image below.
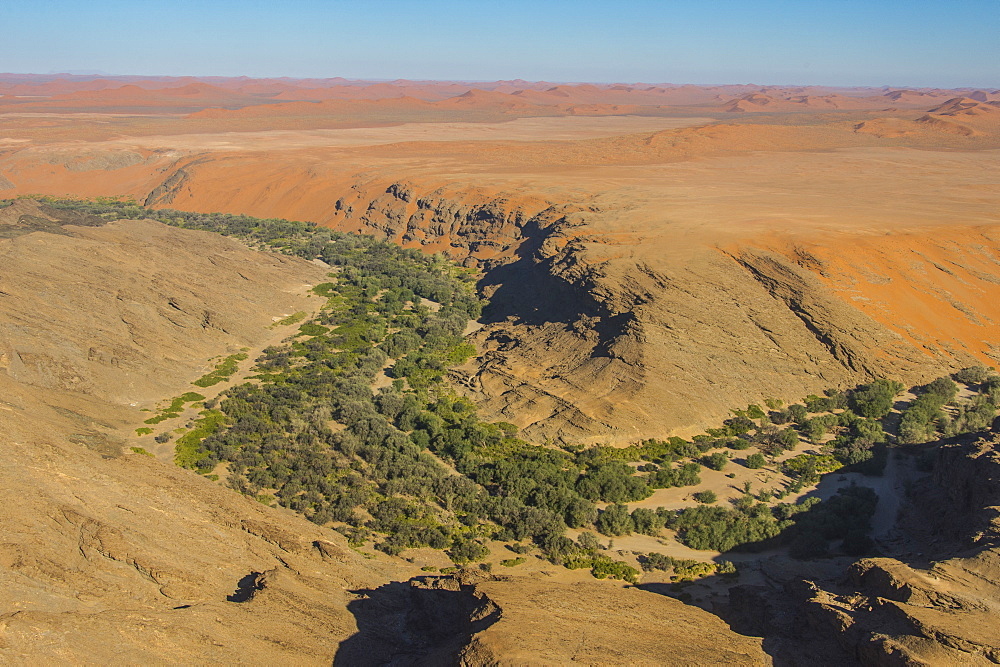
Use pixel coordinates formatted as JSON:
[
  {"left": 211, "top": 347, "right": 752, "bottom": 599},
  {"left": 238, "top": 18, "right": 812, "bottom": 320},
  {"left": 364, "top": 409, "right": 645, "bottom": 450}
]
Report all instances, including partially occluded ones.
[
  {"left": 186, "top": 96, "right": 437, "bottom": 119},
  {"left": 433, "top": 89, "right": 542, "bottom": 111},
  {"left": 926, "top": 97, "right": 1000, "bottom": 117}
]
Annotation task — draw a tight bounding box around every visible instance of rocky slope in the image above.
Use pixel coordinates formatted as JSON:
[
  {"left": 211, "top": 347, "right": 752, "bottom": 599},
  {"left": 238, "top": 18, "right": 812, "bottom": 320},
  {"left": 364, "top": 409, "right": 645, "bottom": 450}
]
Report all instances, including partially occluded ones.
[
  {"left": 0, "top": 200, "right": 327, "bottom": 405},
  {"left": 724, "top": 432, "right": 1000, "bottom": 665}
]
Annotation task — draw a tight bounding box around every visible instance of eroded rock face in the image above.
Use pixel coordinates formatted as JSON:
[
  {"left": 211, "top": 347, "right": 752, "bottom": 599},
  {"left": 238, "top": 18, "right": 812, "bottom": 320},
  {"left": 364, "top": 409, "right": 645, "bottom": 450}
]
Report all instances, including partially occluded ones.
[
  {"left": 726, "top": 434, "right": 1000, "bottom": 666},
  {"left": 461, "top": 576, "right": 769, "bottom": 666},
  {"left": 322, "top": 179, "right": 976, "bottom": 443}
]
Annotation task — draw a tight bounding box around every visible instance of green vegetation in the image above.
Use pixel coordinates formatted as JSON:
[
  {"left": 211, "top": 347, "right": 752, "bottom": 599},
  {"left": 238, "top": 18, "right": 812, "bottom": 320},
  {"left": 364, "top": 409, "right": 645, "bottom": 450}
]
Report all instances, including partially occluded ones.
[
  {"left": 135, "top": 427, "right": 153, "bottom": 436},
  {"left": 298, "top": 322, "right": 329, "bottom": 337},
  {"left": 638, "top": 553, "right": 736, "bottom": 580},
  {"left": 130, "top": 446, "right": 154, "bottom": 456},
  {"left": 702, "top": 451, "right": 729, "bottom": 471},
  {"left": 782, "top": 453, "right": 843, "bottom": 482},
  {"left": 174, "top": 410, "right": 228, "bottom": 471},
  {"left": 899, "top": 371, "right": 999, "bottom": 443},
  {"left": 142, "top": 392, "right": 206, "bottom": 424},
  {"left": 848, "top": 380, "right": 903, "bottom": 419},
  {"left": 271, "top": 311, "right": 307, "bottom": 328},
  {"left": 144, "top": 412, "right": 180, "bottom": 425},
  {"left": 693, "top": 490, "right": 718, "bottom": 504},
  {"left": 669, "top": 485, "right": 877, "bottom": 557},
  {"left": 193, "top": 353, "right": 248, "bottom": 388}
]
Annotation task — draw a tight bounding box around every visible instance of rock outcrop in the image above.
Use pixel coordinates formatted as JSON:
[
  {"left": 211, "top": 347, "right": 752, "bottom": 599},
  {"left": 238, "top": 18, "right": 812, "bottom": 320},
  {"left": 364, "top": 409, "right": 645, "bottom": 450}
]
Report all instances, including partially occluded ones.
[{"left": 726, "top": 433, "right": 1000, "bottom": 665}]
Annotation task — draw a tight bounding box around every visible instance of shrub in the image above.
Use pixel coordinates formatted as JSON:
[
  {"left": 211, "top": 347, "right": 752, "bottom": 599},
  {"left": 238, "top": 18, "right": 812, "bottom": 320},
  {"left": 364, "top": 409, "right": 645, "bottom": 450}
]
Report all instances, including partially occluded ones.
[
  {"left": 702, "top": 452, "right": 729, "bottom": 471},
  {"left": 448, "top": 537, "right": 489, "bottom": 563},
  {"left": 595, "top": 504, "right": 634, "bottom": 536},
  {"left": 693, "top": 490, "right": 718, "bottom": 504},
  {"left": 787, "top": 404, "right": 809, "bottom": 424},
  {"left": 849, "top": 379, "right": 903, "bottom": 419},
  {"left": 631, "top": 508, "right": 667, "bottom": 534},
  {"left": 589, "top": 556, "right": 639, "bottom": 583},
  {"left": 954, "top": 366, "right": 991, "bottom": 385},
  {"left": 640, "top": 552, "right": 674, "bottom": 571}
]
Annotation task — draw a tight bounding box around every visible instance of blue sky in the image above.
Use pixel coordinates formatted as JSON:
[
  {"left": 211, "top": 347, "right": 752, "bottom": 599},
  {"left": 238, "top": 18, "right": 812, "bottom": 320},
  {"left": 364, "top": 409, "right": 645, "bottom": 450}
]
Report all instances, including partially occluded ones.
[{"left": 2, "top": 0, "right": 997, "bottom": 87}]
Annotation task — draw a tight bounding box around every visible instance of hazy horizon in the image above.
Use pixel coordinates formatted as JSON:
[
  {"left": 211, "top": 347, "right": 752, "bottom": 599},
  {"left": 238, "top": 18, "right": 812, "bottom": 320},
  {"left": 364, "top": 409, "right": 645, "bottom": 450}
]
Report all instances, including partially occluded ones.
[{"left": 3, "top": 0, "right": 997, "bottom": 89}]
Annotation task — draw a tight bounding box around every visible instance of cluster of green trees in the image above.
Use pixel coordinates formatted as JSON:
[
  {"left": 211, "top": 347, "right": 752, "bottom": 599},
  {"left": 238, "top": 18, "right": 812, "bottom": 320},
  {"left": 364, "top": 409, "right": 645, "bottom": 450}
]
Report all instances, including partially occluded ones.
[
  {"left": 900, "top": 372, "right": 998, "bottom": 443},
  {"left": 669, "top": 485, "right": 877, "bottom": 557},
  {"left": 638, "top": 553, "right": 736, "bottom": 580}
]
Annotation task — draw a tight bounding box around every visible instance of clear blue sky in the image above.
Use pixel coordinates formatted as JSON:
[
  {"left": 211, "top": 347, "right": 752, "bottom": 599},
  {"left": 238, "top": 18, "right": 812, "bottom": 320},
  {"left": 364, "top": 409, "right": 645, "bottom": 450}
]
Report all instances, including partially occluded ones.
[{"left": 2, "top": 0, "right": 997, "bottom": 87}]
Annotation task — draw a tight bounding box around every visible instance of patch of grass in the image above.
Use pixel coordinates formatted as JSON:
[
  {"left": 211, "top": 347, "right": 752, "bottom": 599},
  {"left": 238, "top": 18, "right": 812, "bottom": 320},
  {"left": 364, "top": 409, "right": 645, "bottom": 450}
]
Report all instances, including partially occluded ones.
[
  {"left": 130, "top": 446, "right": 154, "bottom": 456},
  {"left": 192, "top": 353, "right": 248, "bottom": 388},
  {"left": 143, "top": 392, "right": 206, "bottom": 425},
  {"left": 174, "top": 409, "right": 227, "bottom": 470},
  {"left": 271, "top": 311, "right": 307, "bottom": 328},
  {"left": 298, "top": 322, "right": 329, "bottom": 337},
  {"left": 500, "top": 557, "right": 526, "bottom": 567},
  {"left": 135, "top": 427, "right": 154, "bottom": 436},
  {"left": 311, "top": 282, "right": 337, "bottom": 298},
  {"left": 143, "top": 413, "right": 180, "bottom": 425}
]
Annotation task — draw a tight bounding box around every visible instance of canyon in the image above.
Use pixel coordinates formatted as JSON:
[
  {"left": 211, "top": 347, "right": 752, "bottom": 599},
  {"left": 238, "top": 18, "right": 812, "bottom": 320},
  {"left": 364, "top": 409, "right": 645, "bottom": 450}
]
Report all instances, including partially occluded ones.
[{"left": 3, "top": 74, "right": 1000, "bottom": 663}]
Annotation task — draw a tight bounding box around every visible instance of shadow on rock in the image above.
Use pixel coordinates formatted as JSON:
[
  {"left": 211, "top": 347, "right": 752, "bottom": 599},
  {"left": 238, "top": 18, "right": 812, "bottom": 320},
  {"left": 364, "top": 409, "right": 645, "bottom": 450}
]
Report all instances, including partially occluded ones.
[{"left": 334, "top": 575, "right": 500, "bottom": 666}]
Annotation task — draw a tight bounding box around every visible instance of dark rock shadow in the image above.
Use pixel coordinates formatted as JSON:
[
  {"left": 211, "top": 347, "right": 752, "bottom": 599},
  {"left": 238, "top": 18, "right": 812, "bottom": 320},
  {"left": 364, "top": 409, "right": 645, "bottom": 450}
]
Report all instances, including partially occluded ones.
[
  {"left": 227, "top": 571, "right": 262, "bottom": 602},
  {"left": 477, "top": 216, "right": 603, "bottom": 327},
  {"left": 334, "top": 576, "right": 500, "bottom": 666}
]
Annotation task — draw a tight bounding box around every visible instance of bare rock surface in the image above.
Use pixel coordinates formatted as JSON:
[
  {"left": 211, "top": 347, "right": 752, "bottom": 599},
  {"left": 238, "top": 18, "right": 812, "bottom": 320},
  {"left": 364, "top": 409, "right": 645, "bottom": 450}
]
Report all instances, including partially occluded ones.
[{"left": 462, "top": 576, "right": 769, "bottom": 665}]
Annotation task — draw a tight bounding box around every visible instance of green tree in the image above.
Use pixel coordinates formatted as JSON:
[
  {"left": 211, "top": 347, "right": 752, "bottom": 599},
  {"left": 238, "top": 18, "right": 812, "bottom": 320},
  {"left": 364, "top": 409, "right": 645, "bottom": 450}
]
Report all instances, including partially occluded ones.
[
  {"left": 693, "top": 490, "right": 718, "bottom": 504},
  {"left": 595, "top": 504, "right": 634, "bottom": 536},
  {"left": 703, "top": 451, "right": 729, "bottom": 471}
]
